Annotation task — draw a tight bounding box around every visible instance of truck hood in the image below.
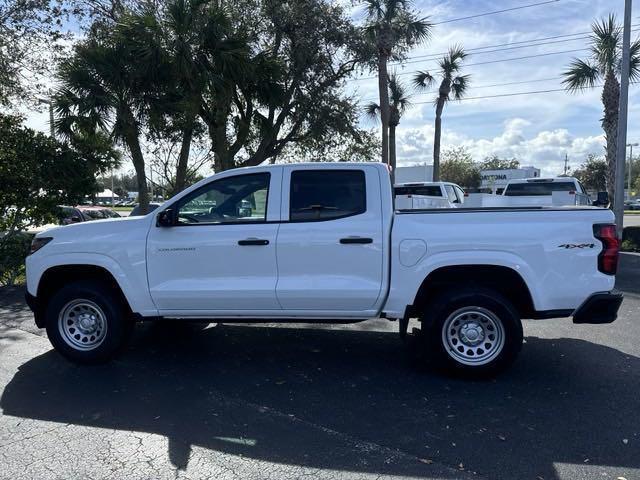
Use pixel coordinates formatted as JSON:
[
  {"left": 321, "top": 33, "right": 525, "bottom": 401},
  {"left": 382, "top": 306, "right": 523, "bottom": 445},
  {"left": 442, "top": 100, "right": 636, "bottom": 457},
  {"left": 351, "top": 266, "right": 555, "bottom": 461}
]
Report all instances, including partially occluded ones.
[{"left": 36, "top": 215, "right": 150, "bottom": 242}]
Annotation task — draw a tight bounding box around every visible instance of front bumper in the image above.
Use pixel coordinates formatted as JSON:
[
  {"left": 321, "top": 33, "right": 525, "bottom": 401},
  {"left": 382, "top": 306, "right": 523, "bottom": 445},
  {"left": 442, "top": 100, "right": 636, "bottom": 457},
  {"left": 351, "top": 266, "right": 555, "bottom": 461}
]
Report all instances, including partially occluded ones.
[
  {"left": 573, "top": 291, "right": 623, "bottom": 324},
  {"left": 25, "top": 292, "right": 45, "bottom": 328}
]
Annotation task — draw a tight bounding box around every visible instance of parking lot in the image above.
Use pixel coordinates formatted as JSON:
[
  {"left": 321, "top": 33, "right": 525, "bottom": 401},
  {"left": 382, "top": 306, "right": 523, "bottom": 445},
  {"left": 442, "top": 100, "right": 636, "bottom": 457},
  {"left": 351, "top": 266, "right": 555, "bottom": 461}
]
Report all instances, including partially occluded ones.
[{"left": 0, "top": 255, "right": 638, "bottom": 480}]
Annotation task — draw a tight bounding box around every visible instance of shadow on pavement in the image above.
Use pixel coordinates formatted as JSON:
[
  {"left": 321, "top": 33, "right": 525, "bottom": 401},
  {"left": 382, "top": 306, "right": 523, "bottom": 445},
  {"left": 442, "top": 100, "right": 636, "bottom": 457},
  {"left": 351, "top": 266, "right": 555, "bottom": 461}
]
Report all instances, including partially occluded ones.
[{"left": 2, "top": 323, "right": 639, "bottom": 479}]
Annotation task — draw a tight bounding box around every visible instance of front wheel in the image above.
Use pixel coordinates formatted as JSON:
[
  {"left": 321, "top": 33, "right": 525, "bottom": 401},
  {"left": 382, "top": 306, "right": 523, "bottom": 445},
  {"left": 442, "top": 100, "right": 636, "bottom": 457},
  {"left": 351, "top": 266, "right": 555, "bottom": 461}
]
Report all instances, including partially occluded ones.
[
  {"left": 420, "top": 288, "right": 523, "bottom": 377},
  {"left": 45, "top": 281, "right": 133, "bottom": 364}
]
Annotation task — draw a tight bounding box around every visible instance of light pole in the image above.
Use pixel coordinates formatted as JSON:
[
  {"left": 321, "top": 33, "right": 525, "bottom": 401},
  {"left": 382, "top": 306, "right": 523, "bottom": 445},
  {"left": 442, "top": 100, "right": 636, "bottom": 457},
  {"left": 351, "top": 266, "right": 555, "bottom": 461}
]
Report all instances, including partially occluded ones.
[
  {"left": 627, "top": 143, "right": 638, "bottom": 198},
  {"left": 614, "top": 0, "right": 633, "bottom": 236}
]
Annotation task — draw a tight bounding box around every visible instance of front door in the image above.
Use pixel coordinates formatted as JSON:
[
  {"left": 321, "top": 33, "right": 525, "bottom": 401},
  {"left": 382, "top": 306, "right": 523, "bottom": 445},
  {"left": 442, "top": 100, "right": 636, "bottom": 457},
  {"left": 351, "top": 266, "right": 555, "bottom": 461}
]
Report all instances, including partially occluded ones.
[
  {"left": 275, "top": 166, "right": 384, "bottom": 313},
  {"left": 147, "top": 169, "right": 281, "bottom": 314}
]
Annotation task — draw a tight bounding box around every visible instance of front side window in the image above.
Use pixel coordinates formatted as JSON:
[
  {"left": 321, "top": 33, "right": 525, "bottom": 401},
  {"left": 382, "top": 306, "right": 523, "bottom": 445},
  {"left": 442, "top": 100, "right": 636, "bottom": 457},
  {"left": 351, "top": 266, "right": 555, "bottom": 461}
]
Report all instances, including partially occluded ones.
[
  {"left": 290, "top": 170, "right": 366, "bottom": 221},
  {"left": 177, "top": 173, "right": 270, "bottom": 224}
]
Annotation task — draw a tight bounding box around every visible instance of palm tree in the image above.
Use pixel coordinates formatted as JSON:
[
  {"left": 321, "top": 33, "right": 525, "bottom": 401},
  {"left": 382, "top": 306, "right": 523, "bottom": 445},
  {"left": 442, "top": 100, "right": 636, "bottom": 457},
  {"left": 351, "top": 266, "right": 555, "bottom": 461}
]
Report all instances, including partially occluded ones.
[
  {"left": 365, "top": 75, "right": 410, "bottom": 179},
  {"left": 363, "top": 0, "right": 431, "bottom": 169},
  {"left": 562, "top": 14, "right": 640, "bottom": 204},
  {"left": 413, "top": 45, "right": 469, "bottom": 181},
  {"left": 55, "top": 37, "right": 152, "bottom": 213}
]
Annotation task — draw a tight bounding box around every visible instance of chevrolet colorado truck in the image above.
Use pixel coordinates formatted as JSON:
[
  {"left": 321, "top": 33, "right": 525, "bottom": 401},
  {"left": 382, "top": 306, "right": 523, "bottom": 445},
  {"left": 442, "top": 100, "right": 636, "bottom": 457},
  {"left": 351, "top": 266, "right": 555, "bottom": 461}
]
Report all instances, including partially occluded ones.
[{"left": 25, "top": 163, "right": 623, "bottom": 376}]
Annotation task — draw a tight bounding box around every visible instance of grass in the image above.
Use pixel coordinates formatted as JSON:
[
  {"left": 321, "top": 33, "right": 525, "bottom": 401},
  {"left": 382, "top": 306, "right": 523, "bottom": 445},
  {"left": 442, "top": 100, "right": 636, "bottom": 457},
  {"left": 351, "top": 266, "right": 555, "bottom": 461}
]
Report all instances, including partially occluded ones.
[
  {"left": 625, "top": 210, "right": 640, "bottom": 215},
  {"left": 112, "top": 206, "right": 134, "bottom": 212}
]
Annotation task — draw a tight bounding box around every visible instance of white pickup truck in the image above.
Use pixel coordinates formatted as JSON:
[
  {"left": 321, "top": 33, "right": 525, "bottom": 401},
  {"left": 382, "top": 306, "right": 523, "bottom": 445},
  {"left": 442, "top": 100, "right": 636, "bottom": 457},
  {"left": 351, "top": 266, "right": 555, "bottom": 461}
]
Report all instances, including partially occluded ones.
[{"left": 25, "top": 163, "right": 623, "bottom": 376}]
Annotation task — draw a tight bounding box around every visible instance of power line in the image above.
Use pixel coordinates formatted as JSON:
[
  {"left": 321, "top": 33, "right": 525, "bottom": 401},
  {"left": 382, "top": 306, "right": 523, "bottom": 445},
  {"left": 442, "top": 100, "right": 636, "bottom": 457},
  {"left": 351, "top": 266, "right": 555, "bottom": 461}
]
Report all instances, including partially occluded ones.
[
  {"left": 353, "top": 48, "right": 589, "bottom": 81},
  {"left": 364, "top": 76, "right": 564, "bottom": 102},
  {"left": 432, "top": 0, "right": 561, "bottom": 25},
  {"left": 399, "top": 36, "right": 593, "bottom": 66}
]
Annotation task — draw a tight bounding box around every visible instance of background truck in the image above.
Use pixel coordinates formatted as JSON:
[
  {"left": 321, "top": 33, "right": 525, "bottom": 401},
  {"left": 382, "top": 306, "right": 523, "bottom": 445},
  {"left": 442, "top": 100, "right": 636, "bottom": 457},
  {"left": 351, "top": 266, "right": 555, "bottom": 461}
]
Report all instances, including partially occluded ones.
[{"left": 26, "top": 163, "right": 622, "bottom": 377}]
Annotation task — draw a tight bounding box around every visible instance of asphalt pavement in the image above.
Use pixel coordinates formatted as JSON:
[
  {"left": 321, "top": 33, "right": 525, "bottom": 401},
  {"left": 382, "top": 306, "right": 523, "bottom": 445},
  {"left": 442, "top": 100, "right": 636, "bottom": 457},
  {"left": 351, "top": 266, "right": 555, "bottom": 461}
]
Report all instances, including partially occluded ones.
[{"left": 0, "top": 256, "right": 639, "bottom": 480}]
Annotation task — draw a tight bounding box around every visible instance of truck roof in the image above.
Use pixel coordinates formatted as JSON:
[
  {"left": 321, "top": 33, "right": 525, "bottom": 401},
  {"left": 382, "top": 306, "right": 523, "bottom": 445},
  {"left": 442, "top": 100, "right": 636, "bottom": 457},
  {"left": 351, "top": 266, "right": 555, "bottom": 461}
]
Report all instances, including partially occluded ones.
[{"left": 506, "top": 177, "right": 579, "bottom": 185}]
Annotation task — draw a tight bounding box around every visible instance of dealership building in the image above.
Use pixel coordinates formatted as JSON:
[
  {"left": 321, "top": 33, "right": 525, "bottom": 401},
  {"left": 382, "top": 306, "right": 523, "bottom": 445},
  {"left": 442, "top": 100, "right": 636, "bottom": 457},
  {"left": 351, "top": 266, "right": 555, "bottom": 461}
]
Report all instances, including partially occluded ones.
[{"left": 480, "top": 166, "right": 540, "bottom": 193}]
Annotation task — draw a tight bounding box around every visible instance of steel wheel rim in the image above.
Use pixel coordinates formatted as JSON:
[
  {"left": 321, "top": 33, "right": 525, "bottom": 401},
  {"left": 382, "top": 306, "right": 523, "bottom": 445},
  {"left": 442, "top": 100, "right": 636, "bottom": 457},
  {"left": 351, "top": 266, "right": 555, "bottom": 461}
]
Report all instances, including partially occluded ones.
[
  {"left": 442, "top": 306, "right": 505, "bottom": 366},
  {"left": 58, "top": 299, "right": 107, "bottom": 351}
]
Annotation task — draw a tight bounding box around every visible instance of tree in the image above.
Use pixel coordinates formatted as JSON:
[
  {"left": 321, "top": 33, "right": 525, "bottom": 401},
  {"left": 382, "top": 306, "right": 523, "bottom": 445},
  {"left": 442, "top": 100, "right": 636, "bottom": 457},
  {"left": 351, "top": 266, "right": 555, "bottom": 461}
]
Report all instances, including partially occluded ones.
[
  {"left": 277, "top": 129, "right": 380, "bottom": 163},
  {"left": 413, "top": 46, "right": 470, "bottom": 181},
  {"left": 365, "top": 75, "right": 410, "bottom": 174},
  {"left": 572, "top": 154, "right": 607, "bottom": 192},
  {"left": 119, "top": 0, "right": 249, "bottom": 188},
  {"left": 55, "top": 28, "right": 152, "bottom": 213},
  {"left": 363, "top": 0, "right": 431, "bottom": 170},
  {"left": 0, "top": 114, "right": 105, "bottom": 258},
  {"left": 480, "top": 155, "right": 520, "bottom": 170},
  {"left": 0, "top": 0, "right": 71, "bottom": 106},
  {"left": 439, "top": 146, "right": 481, "bottom": 188},
  {"left": 562, "top": 14, "right": 640, "bottom": 206},
  {"left": 212, "top": 0, "right": 373, "bottom": 171}
]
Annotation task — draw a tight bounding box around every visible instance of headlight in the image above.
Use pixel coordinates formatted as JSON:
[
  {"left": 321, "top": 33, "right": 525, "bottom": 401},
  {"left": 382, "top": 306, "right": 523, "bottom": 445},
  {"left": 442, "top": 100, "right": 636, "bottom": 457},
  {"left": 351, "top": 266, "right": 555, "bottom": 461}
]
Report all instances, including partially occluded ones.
[{"left": 29, "top": 237, "right": 53, "bottom": 255}]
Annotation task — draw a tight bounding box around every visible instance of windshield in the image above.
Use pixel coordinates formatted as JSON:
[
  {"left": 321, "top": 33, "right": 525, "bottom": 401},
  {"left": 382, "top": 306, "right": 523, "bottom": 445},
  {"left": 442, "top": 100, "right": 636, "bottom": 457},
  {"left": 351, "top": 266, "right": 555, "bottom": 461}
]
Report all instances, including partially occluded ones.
[
  {"left": 503, "top": 181, "right": 576, "bottom": 196},
  {"left": 395, "top": 185, "right": 442, "bottom": 197}
]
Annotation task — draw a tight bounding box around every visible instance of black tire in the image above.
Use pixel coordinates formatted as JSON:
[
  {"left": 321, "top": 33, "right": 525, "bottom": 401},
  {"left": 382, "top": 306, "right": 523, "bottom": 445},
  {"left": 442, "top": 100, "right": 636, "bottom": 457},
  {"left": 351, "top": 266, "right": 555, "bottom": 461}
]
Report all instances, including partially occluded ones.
[
  {"left": 419, "top": 287, "right": 523, "bottom": 377},
  {"left": 44, "top": 280, "right": 133, "bottom": 364}
]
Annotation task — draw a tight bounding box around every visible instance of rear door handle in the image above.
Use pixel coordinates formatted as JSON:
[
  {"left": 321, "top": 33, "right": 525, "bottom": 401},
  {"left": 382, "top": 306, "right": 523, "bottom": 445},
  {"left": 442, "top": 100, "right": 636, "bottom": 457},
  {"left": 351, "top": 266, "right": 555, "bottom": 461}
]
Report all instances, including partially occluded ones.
[
  {"left": 238, "top": 238, "right": 269, "bottom": 246},
  {"left": 339, "top": 237, "right": 373, "bottom": 244}
]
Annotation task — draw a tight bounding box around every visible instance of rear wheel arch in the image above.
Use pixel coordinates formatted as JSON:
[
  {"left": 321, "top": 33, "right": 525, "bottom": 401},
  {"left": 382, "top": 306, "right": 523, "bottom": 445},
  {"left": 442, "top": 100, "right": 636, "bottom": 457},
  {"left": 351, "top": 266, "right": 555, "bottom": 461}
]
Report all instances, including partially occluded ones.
[{"left": 410, "top": 264, "right": 536, "bottom": 319}]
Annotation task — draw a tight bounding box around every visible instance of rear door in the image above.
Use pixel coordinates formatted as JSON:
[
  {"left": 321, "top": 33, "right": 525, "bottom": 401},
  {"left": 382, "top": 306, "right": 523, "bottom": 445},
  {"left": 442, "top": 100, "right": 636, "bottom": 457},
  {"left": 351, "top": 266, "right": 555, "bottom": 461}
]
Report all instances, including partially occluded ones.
[{"left": 275, "top": 166, "right": 384, "bottom": 313}]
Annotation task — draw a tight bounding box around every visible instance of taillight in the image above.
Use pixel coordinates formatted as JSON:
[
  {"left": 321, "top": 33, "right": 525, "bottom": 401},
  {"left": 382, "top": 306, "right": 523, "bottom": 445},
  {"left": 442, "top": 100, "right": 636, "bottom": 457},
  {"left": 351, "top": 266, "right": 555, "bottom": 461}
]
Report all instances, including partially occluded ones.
[{"left": 593, "top": 224, "right": 620, "bottom": 275}]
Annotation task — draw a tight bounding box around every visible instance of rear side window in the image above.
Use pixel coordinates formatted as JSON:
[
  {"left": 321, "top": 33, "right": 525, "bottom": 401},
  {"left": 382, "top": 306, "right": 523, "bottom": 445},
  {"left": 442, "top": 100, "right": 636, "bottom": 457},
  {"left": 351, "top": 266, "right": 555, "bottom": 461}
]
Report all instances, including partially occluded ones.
[
  {"left": 395, "top": 185, "right": 442, "bottom": 196},
  {"left": 444, "top": 185, "right": 459, "bottom": 203},
  {"left": 504, "top": 181, "right": 576, "bottom": 196},
  {"left": 290, "top": 170, "right": 366, "bottom": 221}
]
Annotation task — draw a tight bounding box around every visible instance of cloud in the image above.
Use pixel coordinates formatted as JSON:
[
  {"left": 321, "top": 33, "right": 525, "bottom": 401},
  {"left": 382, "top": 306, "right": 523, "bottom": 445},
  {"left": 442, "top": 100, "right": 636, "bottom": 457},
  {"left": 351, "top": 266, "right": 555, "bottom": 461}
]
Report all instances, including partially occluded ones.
[{"left": 395, "top": 116, "right": 605, "bottom": 176}]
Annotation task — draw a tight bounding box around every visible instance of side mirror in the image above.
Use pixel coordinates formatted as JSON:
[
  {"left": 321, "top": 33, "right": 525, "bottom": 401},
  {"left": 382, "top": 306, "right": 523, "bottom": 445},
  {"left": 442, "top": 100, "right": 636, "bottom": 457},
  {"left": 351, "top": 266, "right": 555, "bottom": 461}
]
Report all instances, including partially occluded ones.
[
  {"left": 594, "top": 191, "right": 609, "bottom": 207},
  {"left": 156, "top": 209, "right": 175, "bottom": 227},
  {"left": 70, "top": 215, "right": 82, "bottom": 223}
]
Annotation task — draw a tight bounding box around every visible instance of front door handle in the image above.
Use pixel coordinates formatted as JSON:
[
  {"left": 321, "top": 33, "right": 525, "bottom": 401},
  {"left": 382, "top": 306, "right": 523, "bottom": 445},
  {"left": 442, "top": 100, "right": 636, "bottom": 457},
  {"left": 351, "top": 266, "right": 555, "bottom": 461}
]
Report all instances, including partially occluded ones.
[
  {"left": 339, "top": 237, "right": 373, "bottom": 244},
  {"left": 238, "top": 238, "right": 269, "bottom": 246}
]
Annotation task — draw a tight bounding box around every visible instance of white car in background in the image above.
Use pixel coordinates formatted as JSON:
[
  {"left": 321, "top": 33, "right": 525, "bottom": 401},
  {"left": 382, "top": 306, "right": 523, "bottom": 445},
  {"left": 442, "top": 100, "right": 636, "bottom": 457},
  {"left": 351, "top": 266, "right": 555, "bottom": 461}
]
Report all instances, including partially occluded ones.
[{"left": 394, "top": 182, "right": 466, "bottom": 209}]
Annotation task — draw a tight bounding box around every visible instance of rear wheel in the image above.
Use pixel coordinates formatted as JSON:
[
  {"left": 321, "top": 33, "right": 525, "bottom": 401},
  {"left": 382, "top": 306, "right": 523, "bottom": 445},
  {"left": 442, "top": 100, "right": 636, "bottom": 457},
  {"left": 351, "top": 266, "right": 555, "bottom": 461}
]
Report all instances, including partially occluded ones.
[
  {"left": 45, "top": 281, "right": 133, "bottom": 363},
  {"left": 420, "top": 288, "right": 523, "bottom": 377}
]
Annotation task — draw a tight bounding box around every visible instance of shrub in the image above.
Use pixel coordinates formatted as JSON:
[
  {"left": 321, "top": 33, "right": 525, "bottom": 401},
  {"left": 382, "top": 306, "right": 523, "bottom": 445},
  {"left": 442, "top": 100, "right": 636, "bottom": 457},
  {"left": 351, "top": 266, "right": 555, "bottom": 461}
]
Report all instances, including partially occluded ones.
[
  {"left": 622, "top": 226, "right": 640, "bottom": 252},
  {"left": 0, "top": 232, "right": 33, "bottom": 286}
]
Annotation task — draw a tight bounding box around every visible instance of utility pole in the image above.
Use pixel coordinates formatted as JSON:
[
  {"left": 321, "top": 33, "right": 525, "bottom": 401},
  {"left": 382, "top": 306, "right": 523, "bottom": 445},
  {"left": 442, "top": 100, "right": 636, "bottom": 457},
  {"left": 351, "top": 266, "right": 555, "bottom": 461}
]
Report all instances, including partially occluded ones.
[
  {"left": 628, "top": 143, "right": 638, "bottom": 196},
  {"left": 37, "top": 90, "right": 55, "bottom": 138},
  {"left": 614, "top": 0, "right": 633, "bottom": 236},
  {"left": 563, "top": 153, "right": 569, "bottom": 175}
]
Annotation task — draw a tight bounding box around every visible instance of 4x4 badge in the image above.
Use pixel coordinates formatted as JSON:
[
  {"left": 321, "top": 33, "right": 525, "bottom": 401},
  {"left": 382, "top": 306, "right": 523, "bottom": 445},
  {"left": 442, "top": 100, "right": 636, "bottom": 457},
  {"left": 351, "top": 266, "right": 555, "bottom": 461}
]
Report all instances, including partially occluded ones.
[{"left": 558, "top": 243, "right": 595, "bottom": 249}]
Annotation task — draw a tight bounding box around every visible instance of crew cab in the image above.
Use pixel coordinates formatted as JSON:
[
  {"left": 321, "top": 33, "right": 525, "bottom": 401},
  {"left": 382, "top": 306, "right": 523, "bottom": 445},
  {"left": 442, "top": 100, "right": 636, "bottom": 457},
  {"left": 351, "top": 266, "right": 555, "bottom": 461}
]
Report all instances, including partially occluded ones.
[{"left": 25, "top": 163, "right": 623, "bottom": 376}]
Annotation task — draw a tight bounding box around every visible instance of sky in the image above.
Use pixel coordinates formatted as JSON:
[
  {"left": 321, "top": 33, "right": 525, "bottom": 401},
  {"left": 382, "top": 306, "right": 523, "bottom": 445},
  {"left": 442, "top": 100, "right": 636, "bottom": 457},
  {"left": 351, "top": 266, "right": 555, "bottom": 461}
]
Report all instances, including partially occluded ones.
[
  {"left": 22, "top": 0, "right": 640, "bottom": 177},
  {"left": 346, "top": 0, "right": 640, "bottom": 176}
]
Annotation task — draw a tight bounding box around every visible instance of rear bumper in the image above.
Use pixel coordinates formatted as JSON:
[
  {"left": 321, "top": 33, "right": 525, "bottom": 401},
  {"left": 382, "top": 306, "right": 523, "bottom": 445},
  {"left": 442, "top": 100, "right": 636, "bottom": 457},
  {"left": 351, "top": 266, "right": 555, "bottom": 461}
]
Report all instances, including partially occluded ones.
[
  {"left": 25, "top": 292, "right": 45, "bottom": 328},
  {"left": 572, "top": 291, "right": 623, "bottom": 324}
]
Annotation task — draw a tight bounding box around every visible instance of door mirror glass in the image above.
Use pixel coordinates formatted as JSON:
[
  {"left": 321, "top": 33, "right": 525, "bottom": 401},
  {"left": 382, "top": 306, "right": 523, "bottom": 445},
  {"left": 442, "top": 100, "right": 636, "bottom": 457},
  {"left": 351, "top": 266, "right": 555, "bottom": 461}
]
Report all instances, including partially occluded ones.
[
  {"left": 594, "top": 191, "right": 609, "bottom": 206},
  {"left": 157, "top": 209, "right": 175, "bottom": 227}
]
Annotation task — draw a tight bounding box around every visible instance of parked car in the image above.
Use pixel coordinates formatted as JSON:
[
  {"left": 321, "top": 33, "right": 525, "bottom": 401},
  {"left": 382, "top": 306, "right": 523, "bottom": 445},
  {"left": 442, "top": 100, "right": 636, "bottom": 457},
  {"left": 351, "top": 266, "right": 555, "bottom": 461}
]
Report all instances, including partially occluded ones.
[
  {"left": 625, "top": 199, "right": 640, "bottom": 210},
  {"left": 26, "top": 163, "right": 622, "bottom": 377},
  {"left": 77, "top": 206, "right": 121, "bottom": 220},
  {"left": 57, "top": 206, "right": 90, "bottom": 225},
  {"left": 129, "top": 203, "right": 161, "bottom": 216},
  {"left": 394, "top": 182, "right": 466, "bottom": 209}
]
